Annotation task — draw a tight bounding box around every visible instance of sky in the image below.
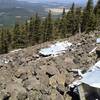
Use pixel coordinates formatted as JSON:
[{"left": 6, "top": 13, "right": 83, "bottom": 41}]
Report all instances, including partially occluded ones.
[
  {"left": 19, "top": 0, "right": 85, "bottom": 3},
  {"left": 19, "top": 0, "right": 98, "bottom": 3}
]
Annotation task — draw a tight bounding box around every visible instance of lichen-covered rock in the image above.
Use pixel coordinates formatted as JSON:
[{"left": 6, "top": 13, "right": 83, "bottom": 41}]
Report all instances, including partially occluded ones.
[
  {"left": 23, "top": 76, "right": 40, "bottom": 91},
  {"left": 0, "top": 90, "right": 11, "bottom": 100},
  {"left": 28, "top": 90, "right": 42, "bottom": 100},
  {"left": 56, "top": 84, "right": 65, "bottom": 95},
  {"left": 17, "top": 92, "right": 27, "bottom": 100},
  {"left": 46, "top": 66, "right": 59, "bottom": 76},
  {"left": 50, "top": 89, "right": 64, "bottom": 100},
  {"left": 49, "top": 75, "right": 57, "bottom": 88},
  {"left": 49, "top": 73, "right": 66, "bottom": 88},
  {"left": 57, "top": 74, "right": 66, "bottom": 86},
  {"left": 41, "top": 94, "right": 50, "bottom": 100},
  {"left": 6, "top": 82, "right": 27, "bottom": 100}
]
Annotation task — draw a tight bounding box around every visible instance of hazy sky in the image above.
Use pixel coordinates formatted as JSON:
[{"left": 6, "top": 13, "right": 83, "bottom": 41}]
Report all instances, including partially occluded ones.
[
  {"left": 19, "top": 0, "right": 98, "bottom": 3},
  {"left": 19, "top": 0, "right": 85, "bottom": 3}
]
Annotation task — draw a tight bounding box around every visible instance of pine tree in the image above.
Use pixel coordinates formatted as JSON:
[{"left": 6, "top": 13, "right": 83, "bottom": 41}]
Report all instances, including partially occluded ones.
[
  {"left": 45, "top": 10, "right": 53, "bottom": 41},
  {"left": 75, "top": 7, "right": 82, "bottom": 34},
  {"left": 62, "top": 8, "right": 66, "bottom": 17},
  {"left": 94, "top": 0, "right": 100, "bottom": 14},
  {"left": 5, "top": 29, "right": 12, "bottom": 50},
  {"left": 29, "top": 16, "right": 35, "bottom": 32},
  {"left": 81, "top": 0, "right": 96, "bottom": 32},
  {"left": 41, "top": 19, "right": 47, "bottom": 42},
  {"left": 12, "top": 22, "right": 25, "bottom": 49},
  {"left": 58, "top": 8, "right": 67, "bottom": 38},
  {"left": 94, "top": 0, "right": 100, "bottom": 30},
  {"left": 0, "top": 28, "right": 9, "bottom": 54},
  {"left": 66, "top": 3, "right": 77, "bottom": 35},
  {"left": 24, "top": 21, "right": 30, "bottom": 46},
  {"left": 71, "top": 3, "right": 75, "bottom": 13},
  {"left": 34, "top": 13, "right": 41, "bottom": 43},
  {"left": 59, "top": 15, "right": 67, "bottom": 38},
  {"left": 39, "top": 20, "right": 46, "bottom": 43},
  {"left": 20, "top": 24, "right": 28, "bottom": 47},
  {"left": 28, "top": 16, "right": 35, "bottom": 45},
  {"left": 52, "top": 18, "right": 61, "bottom": 39}
]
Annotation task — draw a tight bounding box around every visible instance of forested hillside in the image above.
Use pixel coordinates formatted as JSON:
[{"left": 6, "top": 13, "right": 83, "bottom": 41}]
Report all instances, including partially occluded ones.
[
  {"left": 0, "top": 0, "right": 100, "bottom": 54},
  {"left": 0, "top": 0, "right": 100, "bottom": 100}
]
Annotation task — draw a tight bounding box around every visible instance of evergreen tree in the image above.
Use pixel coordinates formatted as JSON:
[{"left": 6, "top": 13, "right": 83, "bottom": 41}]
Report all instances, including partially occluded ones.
[
  {"left": 44, "top": 18, "right": 48, "bottom": 41},
  {"left": 94, "top": 0, "right": 100, "bottom": 14},
  {"left": 0, "top": 28, "right": 9, "bottom": 54},
  {"left": 24, "top": 20, "right": 30, "bottom": 46},
  {"left": 39, "top": 20, "right": 46, "bottom": 43},
  {"left": 20, "top": 23, "right": 28, "bottom": 47},
  {"left": 81, "top": 0, "right": 96, "bottom": 32},
  {"left": 71, "top": 3, "right": 75, "bottom": 13},
  {"left": 12, "top": 22, "right": 25, "bottom": 49},
  {"left": 75, "top": 7, "right": 82, "bottom": 34},
  {"left": 94, "top": 0, "right": 100, "bottom": 30},
  {"left": 52, "top": 18, "right": 61, "bottom": 39},
  {"left": 34, "top": 13, "right": 41, "bottom": 43},
  {"left": 62, "top": 8, "right": 66, "bottom": 17},
  {"left": 66, "top": 3, "right": 77, "bottom": 35},
  {"left": 28, "top": 16, "right": 35, "bottom": 45},
  {"left": 58, "top": 8, "right": 67, "bottom": 38},
  {"left": 59, "top": 15, "right": 67, "bottom": 38},
  {"left": 5, "top": 29, "right": 12, "bottom": 50},
  {"left": 41, "top": 19, "right": 47, "bottom": 42},
  {"left": 45, "top": 10, "right": 53, "bottom": 41}
]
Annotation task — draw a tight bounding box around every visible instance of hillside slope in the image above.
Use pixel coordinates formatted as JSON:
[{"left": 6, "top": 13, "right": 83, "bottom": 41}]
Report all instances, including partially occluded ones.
[{"left": 0, "top": 32, "right": 99, "bottom": 100}]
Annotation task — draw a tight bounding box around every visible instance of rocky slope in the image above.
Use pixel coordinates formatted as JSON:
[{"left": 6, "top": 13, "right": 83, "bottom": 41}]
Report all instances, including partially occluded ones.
[{"left": 0, "top": 32, "right": 99, "bottom": 100}]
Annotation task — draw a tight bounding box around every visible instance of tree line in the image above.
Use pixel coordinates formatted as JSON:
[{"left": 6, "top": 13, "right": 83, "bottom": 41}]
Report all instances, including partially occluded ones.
[{"left": 0, "top": 0, "right": 100, "bottom": 54}]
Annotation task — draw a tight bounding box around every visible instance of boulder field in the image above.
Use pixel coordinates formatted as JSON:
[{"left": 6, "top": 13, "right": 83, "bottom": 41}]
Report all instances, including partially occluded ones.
[{"left": 0, "top": 32, "right": 99, "bottom": 100}]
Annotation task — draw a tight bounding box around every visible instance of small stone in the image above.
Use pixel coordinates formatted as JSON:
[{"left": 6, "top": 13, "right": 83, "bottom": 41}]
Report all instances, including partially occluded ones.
[
  {"left": 56, "top": 84, "right": 65, "bottom": 95},
  {"left": 50, "top": 89, "right": 64, "bottom": 100},
  {"left": 46, "top": 66, "right": 59, "bottom": 77},
  {"left": 49, "top": 75, "right": 57, "bottom": 88},
  {"left": 17, "top": 92, "right": 27, "bottom": 100},
  {"left": 23, "top": 77, "right": 40, "bottom": 91}
]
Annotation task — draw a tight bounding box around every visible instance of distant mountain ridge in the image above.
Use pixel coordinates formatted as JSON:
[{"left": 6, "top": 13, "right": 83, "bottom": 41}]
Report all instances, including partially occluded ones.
[
  {"left": 0, "top": 0, "right": 18, "bottom": 8},
  {"left": 0, "top": 0, "right": 87, "bottom": 9},
  {"left": 20, "top": 0, "right": 86, "bottom": 5},
  {"left": 0, "top": 0, "right": 88, "bottom": 26}
]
